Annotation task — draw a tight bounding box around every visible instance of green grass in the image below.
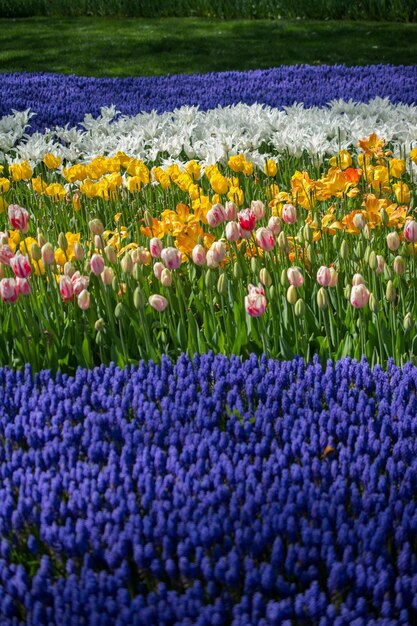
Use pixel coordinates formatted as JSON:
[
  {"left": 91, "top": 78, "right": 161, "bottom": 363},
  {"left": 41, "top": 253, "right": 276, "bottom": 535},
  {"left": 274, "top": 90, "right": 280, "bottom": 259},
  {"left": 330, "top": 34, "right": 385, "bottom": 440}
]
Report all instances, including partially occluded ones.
[
  {"left": 1, "top": 0, "right": 417, "bottom": 21},
  {"left": 1, "top": 17, "right": 416, "bottom": 76}
]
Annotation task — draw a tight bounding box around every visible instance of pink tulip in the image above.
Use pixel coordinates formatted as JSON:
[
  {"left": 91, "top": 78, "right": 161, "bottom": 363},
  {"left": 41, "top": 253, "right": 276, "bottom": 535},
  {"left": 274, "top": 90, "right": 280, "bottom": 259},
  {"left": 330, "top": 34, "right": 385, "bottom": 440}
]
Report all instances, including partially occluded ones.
[
  {"left": 206, "top": 203, "right": 226, "bottom": 228},
  {"left": 90, "top": 253, "right": 105, "bottom": 276},
  {"left": 161, "top": 247, "right": 182, "bottom": 270},
  {"left": 352, "top": 212, "right": 366, "bottom": 230},
  {"left": 0, "top": 244, "right": 14, "bottom": 266},
  {"left": 268, "top": 216, "right": 281, "bottom": 236},
  {"left": 244, "top": 283, "right": 267, "bottom": 317},
  {"left": 77, "top": 289, "right": 91, "bottom": 310},
  {"left": 238, "top": 224, "right": 252, "bottom": 240},
  {"left": 329, "top": 268, "right": 338, "bottom": 288},
  {"left": 404, "top": 220, "right": 417, "bottom": 242},
  {"left": 149, "top": 237, "right": 163, "bottom": 258},
  {"left": 376, "top": 255, "right": 385, "bottom": 275},
  {"left": 224, "top": 201, "right": 237, "bottom": 221},
  {"left": 238, "top": 208, "right": 256, "bottom": 232},
  {"left": 255, "top": 227, "right": 275, "bottom": 252},
  {"left": 153, "top": 262, "right": 165, "bottom": 280},
  {"left": 316, "top": 265, "right": 331, "bottom": 287},
  {"left": 352, "top": 273, "right": 365, "bottom": 286},
  {"left": 251, "top": 200, "right": 265, "bottom": 220},
  {"left": 64, "top": 261, "right": 75, "bottom": 277},
  {"left": 210, "top": 241, "right": 226, "bottom": 264},
  {"left": 191, "top": 244, "right": 206, "bottom": 266},
  {"left": 8, "top": 204, "right": 29, "bottom": 233},
  {"left": 149, "top": 294, "right": 168, "bottom": 312},
  {"left": 41, "top": 243, "right": 55, "bottom": 266},
  {"left": 350, "top": 284, "right": 370, "bottom": 309},
  {"left": 206, "top": 249, "right": 219, "bottom": 269},
  {"left": 160, "top": 268, "right": 172, "bottom": 287},
  {"left": 0, "top": 278, "right": 19, "bottom": 303},
  {"left": 287, "top": 267, "right": 304, "bottom": 287},
  {"left": 71, "top": 272, "right": 89, "bottom": 296},
  {"left": 386, "top": 232, "right": 400, "bottom": 251},
  {"left": 282, "top": 203, "right": 297, "bottom": 225},
  {"left": 225, "top": 221, "right": 240, "bottom": 242},
  {"left": 16, "top": 277, "right": 30, "bottom": 296},
  {"left": 59, "top": 275, "right": 74, "bottom": 300},
  {"left": 10, "top": 253, "right": 32, "bottom": 279}
]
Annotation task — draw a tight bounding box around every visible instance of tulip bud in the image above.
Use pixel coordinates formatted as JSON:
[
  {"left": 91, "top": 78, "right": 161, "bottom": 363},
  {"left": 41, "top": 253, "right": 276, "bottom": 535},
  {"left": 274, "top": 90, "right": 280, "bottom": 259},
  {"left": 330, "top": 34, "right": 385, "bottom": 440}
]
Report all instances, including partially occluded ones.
[
  {"left": 303, "top": 223, "right": 313, "bottom": 244},
  {"left": 133, "top": 287, "right": 145, "bottom": 310},
  {"left": 30, "top": 242, "right": 42, "bottom": 262},
  {"left": 352, "top": 273, "right": 365, "bottom": 286},
  {"left": 90, "top": 253, "right": 105, "bottom": 276},
  {"left": 368, "top": 250, "right": 377, "bottom": 270},
  {"left": 121, "top": 252, "right": 133, "bottom": 275},
  {"left": 364, "top": 245, "right": 371, "bottom": 264},
  {"left": 217, "top": 273, "right": 227, "bottom": 295},
  {"left": 280, "top": 269, "right": 289, "bottom": 287},
  {"left": 369, "top": 293, "right": 379, "bottom": 314},
  {"left": 316, "top": 287, "right": 328, "bottom": 310},
  {"left": 101, "top": 266, "right": 114, "bottom": 286},
  {"left": 344, "top": 284, "right": 351, "bottom": 300},
  {"left": 353, "top": 212, "right": 366, "bottom": 230},
  {"left": 41, "top": 242, "right": 55, "bottom": 266},
  {"left": 64, "top": 261, "right": 75, "bottom": 277},
  {"left": 383, "top": 264, "right": 393, "bottom": 281},
  {"left": 259, "top": 268, "right": 272, "bottom": 287},
  {"left": 340, "top": 240, "right": 349, "bottom": 260},
  {"left": 104, "top": 245, "right": 117, "bottom": 265},
  {"left": 77, "top": 289, "right": 90, "bottom": 311},
  {"left": 115, "top": 302, "right": 124, "bottom": 319},
  {"left": 233, "top": 262, "right": 243, "bottom": 279},
  {"left": 386, "top": 280, "right": 396, "bottom": 303},
  {"left": 306, "top": 245, "right": 314, "bottom": 264},
  {"left": 404, "top": 312, "right": 413, "bottom": 331},
  {"left": 95, "top": 318, "right": 105, "bottom": 332},
  {"left": 58, "top": 232, "right": 68, "bottom": 251},
  {"left": 269, "top": 285, "right": 276, "bottom": 300},
  {"left": 94, "top": 235, "right": 102, "bottom": 250},
  {"left": 160, "top": 268, "right": 172, "bottom": 287},
  {"left": 355, "top": 241, "right": 364, "bottom": 260},
  {"left": 112, "top": 276, "right": 119, "bottom": 292},
  {"left": 73, "top": 242, "right": 85, "bottom": 262},
  {"left": 37, "top": 230, "right": 46, "bottom": 248},
  {"left": 362, "top": 225, "right": 371, "bottom": 240},
  {"left": 205, "top": 268, "right": 217, "bottom": 289},
  {"left": 329, "top": 268, "right": 338, "bottom": 287},
  {"left": 286, "top": 285, "right": 297, "bottom": 305},
  {"left": 294, "top": 298, "right": 305, "bottom": 317},
  {"left": 379, "top": 208, "right": 389, "bottom": 227},
  {"left": 386, "top": 231, "right": 400, "bottom": 252},
  {"left": 144, "top": 210, "right": 154, "bottom": 228},
  {"left": 251, "top": 257, "right": 259, "bottom": 274},
  {"left": 89, "top": 218, "right": 104, "bottom": 236},
  {"left": 277, "top": 231, "right": 288, "bottom": 252},
  {"left": 393, "top": 255, "right": 405, "bottom": 275}
]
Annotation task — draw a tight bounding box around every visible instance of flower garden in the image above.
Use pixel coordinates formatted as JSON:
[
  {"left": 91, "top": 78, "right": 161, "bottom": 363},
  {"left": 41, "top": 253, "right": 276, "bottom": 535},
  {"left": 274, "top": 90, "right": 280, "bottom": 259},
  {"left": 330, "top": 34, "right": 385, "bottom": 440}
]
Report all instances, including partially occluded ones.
[{"left": 1, "top": 56, "right": 417, "bottom": 624}]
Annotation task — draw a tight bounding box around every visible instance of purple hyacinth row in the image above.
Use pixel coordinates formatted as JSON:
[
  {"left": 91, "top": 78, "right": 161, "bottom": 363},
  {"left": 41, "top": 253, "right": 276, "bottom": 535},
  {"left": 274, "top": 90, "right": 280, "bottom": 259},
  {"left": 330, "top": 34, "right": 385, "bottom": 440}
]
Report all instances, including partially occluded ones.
[
  {"left": 1, "top": 64, "right": 417, "bottom": 133},
  {"left": 0, "top": 354, "right": 417, "bottom": 625}
]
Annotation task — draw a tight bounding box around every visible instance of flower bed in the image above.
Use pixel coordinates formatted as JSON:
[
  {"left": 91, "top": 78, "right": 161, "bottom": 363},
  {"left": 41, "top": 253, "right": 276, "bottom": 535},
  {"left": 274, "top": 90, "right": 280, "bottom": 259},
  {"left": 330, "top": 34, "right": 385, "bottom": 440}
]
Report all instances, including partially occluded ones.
[
  {"left": 1, "top": 65, "right": 417, "bottom": 134},
  {"left": 0, "top": 354, "right": 416, "bottom": 625}
]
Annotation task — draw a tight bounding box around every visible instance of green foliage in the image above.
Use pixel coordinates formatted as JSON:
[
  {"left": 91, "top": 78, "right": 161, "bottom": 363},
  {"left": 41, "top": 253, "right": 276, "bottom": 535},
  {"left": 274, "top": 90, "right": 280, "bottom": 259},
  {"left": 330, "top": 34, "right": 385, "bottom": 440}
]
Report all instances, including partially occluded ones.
[{"left": 1, "top": 0, "right": 417, "bottom": 20}]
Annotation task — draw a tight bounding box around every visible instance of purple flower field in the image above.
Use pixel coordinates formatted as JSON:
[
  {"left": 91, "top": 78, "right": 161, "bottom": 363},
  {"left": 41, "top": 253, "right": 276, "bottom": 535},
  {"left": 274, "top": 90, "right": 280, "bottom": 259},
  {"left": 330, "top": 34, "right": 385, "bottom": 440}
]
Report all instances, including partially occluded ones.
[
  {"left": 1, "top": 64, "right": 417, "bottom": 132},
  {"left": 0, "top": 354, "right": 417, "bottom": 625}
]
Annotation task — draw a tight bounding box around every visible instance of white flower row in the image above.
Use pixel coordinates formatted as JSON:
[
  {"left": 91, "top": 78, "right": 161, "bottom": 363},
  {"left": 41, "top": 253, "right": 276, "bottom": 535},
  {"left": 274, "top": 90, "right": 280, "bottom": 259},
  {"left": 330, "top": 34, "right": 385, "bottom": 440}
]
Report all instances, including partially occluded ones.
[{"left": 1, "top": 98, "right": 417, "bottom": 167}]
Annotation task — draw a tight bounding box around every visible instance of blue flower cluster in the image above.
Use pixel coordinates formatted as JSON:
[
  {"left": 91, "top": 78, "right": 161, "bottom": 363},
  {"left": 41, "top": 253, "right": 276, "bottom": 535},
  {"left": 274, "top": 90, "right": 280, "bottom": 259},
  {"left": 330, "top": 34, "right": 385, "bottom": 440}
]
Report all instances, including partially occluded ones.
[
  {"left": 2, "top": 64, "right": 417, "bottom": 133},
  {"left": 1, "top": 354, "right": 417, "bottom": 625}
]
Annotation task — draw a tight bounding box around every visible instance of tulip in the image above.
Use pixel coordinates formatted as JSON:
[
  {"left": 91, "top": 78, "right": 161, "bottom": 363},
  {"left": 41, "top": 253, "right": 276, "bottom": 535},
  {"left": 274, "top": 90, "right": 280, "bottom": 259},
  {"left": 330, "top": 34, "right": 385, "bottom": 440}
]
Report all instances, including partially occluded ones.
[
  {"left": 10, "top": 253, "right": 32, "bottom": 279},
  {"left": 0, "top": 244, "right": 14, "bottom": 266},
  {"left": 149, "top": 237, "right": 163, "bottom": 258},
  {"left": 8, "top": 204, "right": 29, "bottom": 233},
  {"left": 206, "top": 203, "right": 226, "bottom": 228},
  {"left": 71, "top": 272, "right": 89, "bottom": 296},
  {"left": 206, "top": 249, "right": 219, "bottom": 269},
  {"left": 16, "top": 277, "right": 30, "bottom": 296},
  {"left": 394, "top": 256, "right": 405, "bottom": 275},
  {"left": 375, "top": 255, "right": 385, "bottom": 275},
  {"left": 90, "top": 253, "right": 105, "bottom": 276},
  {"left": 251, "top": 200, "right": 265, "bottom": 220},
  {"left": 41, "top": 243, "right": 55, "bottom": 266},
  {"left": 404, "top": 220, "right": 417, "bottom": 242},
  {"left": 225, "top": 221, "right": 240, "bottom": 242},
  {"left": 101, "top": 267, "right": 114, "bottom": 286},
  {"left": 161, "top": 247, "right": 182, "bottom": 270},
  {"left": 149, "top": 294, "right": 168, "bottom": 312},
  {"left": 287, "top": 267, "right": 304, "bottom": 287},
  {"left": 0, "top": 278, "right": 19, "bottom": 303},
  {"left": 259, "top": 268, "right": 272, "bottom": 287},
  {"left": 59, "top": 275, "right": 74, "bottom": 300},
  {"left": 244, "top": 284, "right": 267, "bottom": 317},
  {"left": 210, "top": 241, "right": 226, "bottom": 264},
  {"left": 104, "top": 245, "right": 117, "bottom": 265},
  {"left": 386, "top": 280, "right": 397, "bottom": 303},
  {"left": 277, "top": 231, "right": 289, "bottom": 252},
  {"left": 77, "top": 289, "right": 91, "bottom": 310},
  {"left": 352, "top": 212, "right": 366, "bottom": 230},
  {"left": 350, "top": 284, "right": 370, "bottom": 309},
  {"left": 282, "top": 203, "right": 297, "bottom": 225},
  {"left": 238, "top": 208, "right": 256, "bottom": 232},
  {"left": 352, "top": 273, "right": 365, "bottom": 286},
  {"left": 89, "top": 218, "right": 104, "bottom": 236},
  {"left": 256, "top": 227, "right": 275, "bottom": 252},
  {"left": 64, "top": 261, "right": 75, "bottom": 277},
  {"left": 238, "top": 224, "right": 252, "bottom": 239},
  {"left": 328, "top": 268, "right": 338, "bottom": 288},
  {"left": 192, "top": 244, "right": 206, "bottom": 266},
  {"left": 404, "top": 312, "right": 413, "bottom": 331},
  {"left": 94, "top": 235, "right": 102, "bottom": 251},
  {"left": 160, "top": 268, "right": 172, "bottom": 287},
  {"left": 121, "top": 253, "right": 133, "bottom": 275},
  {"left": 295, "top": 298, "right": 305, "bottom": 317},
  {"left": 386, "top": 231, "right": 400, "bottom": 251},
  {"left": 30, "top": 242, "right": 42, "bottom": 262},
  {"left": 73, "top": 242, "right": 85, "bottom": 262},
  {"left": 0, "top": 232, "right": 8, "bottom": 244},
  {"left": 153, "top": 262, "right": 165, "bottom": 280},
  {"left": 316, "top": 287, "right": 329, "bottom": 310},
  {"left": 224, "top": 201, "right": 237, "bottom": 221},
  {"left": 268, "top": 216, "right": 281, "bottom": 236},
  {"left": 286, "top": 285, "right": 298, "bottom": 305},
  {"left": 316, "top": 266, "right": 331, "bottom": 287}
]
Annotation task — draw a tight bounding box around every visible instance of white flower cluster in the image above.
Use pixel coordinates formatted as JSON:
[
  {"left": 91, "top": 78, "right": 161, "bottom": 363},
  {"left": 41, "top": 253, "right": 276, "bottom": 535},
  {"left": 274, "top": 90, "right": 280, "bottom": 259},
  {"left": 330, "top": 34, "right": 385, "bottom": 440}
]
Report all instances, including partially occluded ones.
[{"left": 1, "top": 98, "right": 417, "bottom": 167}]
